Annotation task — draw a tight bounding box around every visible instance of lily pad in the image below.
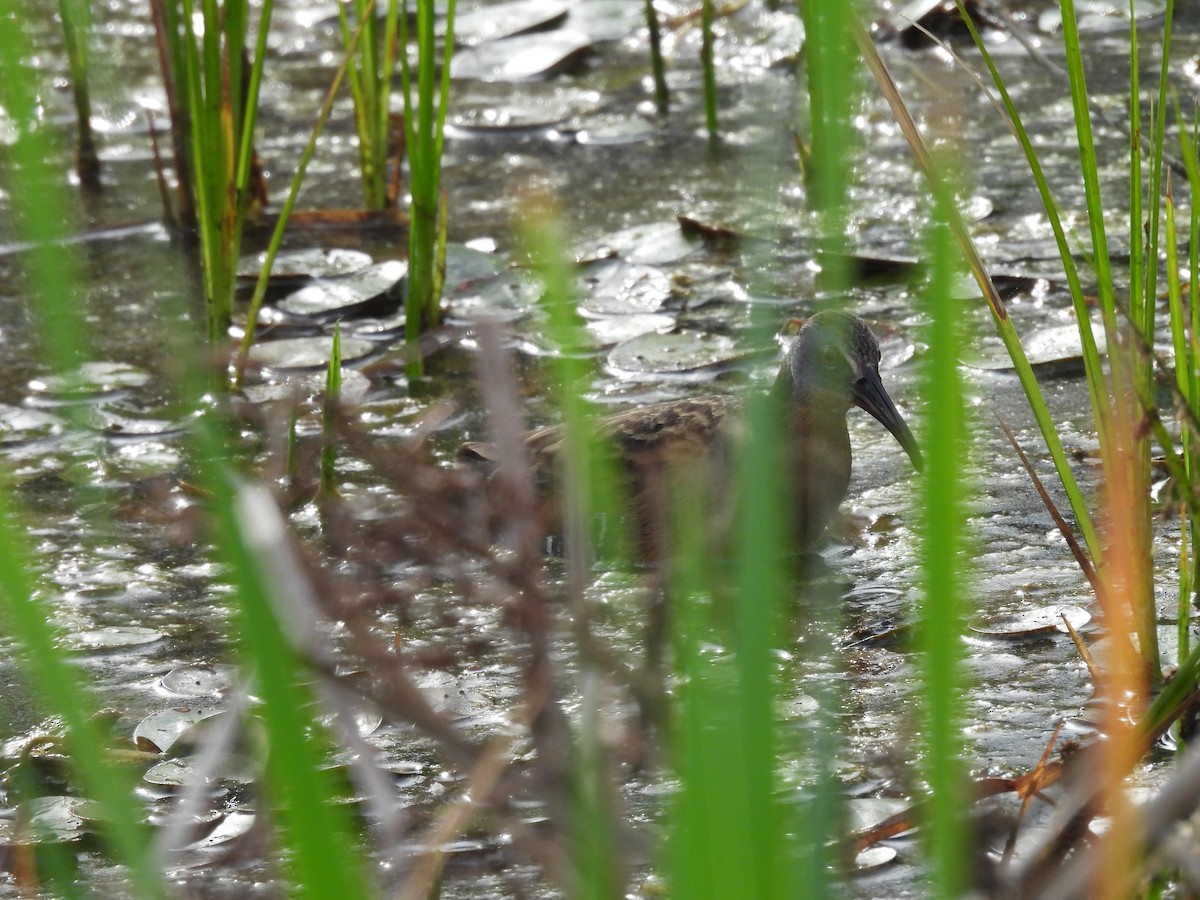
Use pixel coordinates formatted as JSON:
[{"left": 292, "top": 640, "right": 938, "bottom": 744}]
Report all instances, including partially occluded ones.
[
  {"left": 64, "top": 625, "right": 164, "bottom": 651},
  {"left": 237, "top": 247, "right": 372, "bottom": 280},
  {"left": 0, "top": 405, "right": 64, "bottom": 446},
  {"left": 451, "top": 30, "right": 592, "bottom": 81},
  {"left": 574, "top": 118, "right": 660, "bottom": 146},
  {"left": 596, "top": 221, "right": 700, "bottom": 266},
  {"left": 567, "top": 0, "right": 646, "bottom": 41},
  {"left": 133, "top": 706, "right": 223, "bottom": 754},
  {"left": 580, "top": 261, "right": 672, "bottom": 315},
  {"left": 28, "top": 362, "right": 152, "bottom": 405},
  {"left": 969, "top": 604, "right": 1091, "bottom": 638},
  {"left": 967, "top": 323, "right": 1106, "bottom": 376},
  {"left": 13, "top": 796, "right": 91, "bottom": 843},
  {"left": 161, "top": 664, "right": 237, "bottom": 697},
  {"left": 454, "top": 0, "right": 568, "bottom": 45},
  {"left": 144, "top": 753, "right": 258, "bottom": 787},
  {"left": 275, "top": 259, "right": 407, "bottom": 321},
  {"left": 585, "top": 313, "right": 676, "bottom": 348},
  {"left": 246, "top": 335, "right": 379, "bottom": 372},
  {"left": 608, "top": 330, "right": 741, "bottom": 374}
]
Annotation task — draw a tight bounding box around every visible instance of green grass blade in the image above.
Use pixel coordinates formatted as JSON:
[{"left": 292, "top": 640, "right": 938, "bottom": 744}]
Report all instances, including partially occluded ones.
[{"left": 918, "top": 195, "right": 971, "bottom": 898}]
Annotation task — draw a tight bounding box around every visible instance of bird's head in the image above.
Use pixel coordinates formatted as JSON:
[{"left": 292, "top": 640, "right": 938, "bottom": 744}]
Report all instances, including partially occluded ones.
[{"left": 776, "top": 310, "right": 923, "bottom": 472}]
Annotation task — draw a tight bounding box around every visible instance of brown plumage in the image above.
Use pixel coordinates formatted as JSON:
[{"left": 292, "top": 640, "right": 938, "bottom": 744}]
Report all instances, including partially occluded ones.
[{"left": 459, "top": 311, "right": 922, "bottom": 560}]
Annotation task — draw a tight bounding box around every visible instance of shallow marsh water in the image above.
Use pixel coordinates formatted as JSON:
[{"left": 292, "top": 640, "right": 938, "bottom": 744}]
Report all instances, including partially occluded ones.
[{"left": 0, "top": 0, "right": 1199, "bottom": 896}]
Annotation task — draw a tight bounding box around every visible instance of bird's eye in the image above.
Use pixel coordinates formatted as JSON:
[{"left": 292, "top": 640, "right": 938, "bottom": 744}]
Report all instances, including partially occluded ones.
[{"left": 820, "top": 346, "right": 840, "bottom": 369}]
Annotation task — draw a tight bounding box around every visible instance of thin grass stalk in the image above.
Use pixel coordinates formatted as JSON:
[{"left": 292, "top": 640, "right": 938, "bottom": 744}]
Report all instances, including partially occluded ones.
[
  {"left": 1165, "top": 185, "right": 1192, "bottom": 667},
  {"left": 1179, "top": 116, "right": 1200, "bottom": 624},
  {"left": 57, "top": 0, "right": 100, "bottom": 189},
  {"left": 918, "top": 193, "right": 971, "bottom": 897},
  {"left": 321, "top": 324, "right": 343, "bottom": 496},
  {"left": 1127, "top": 8, "right": 1143, "bottom": 374},
  {"left": 149, "top": 0, "right": 196, "bottom": 226},
  {"left": 701, "top": 0, "right": 717, "bottom": 143},
  {"left": 643, "top": 0, "right": 669, "bottom": 116},
  {"left": 1141, "top": 0, "right": 1176, "bottom": 341},
  {"left": 236, "top": 7, "right": 372, "bottom": 383}
]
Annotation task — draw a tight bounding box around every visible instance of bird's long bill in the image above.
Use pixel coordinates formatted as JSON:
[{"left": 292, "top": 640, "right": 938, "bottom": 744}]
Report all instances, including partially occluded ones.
[{"left": 853, "top": 369, "right": 923, "bottom": 472}]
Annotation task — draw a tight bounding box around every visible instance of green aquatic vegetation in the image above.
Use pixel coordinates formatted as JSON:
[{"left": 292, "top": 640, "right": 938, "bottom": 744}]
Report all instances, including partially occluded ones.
[
  {"left": 401, "top": 0, "right": 457, "bottom": 379},
  {"left": 337, "top": 0, "right": 402, "bottom": 211},
  {"left": 147, "top": 0, "right": 274, "bottom": 343}
]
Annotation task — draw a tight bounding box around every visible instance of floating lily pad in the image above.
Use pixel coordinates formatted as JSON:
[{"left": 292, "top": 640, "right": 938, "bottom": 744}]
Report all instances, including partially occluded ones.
[
  {"left": 585, "top": 313, "right": 676, "bottom": 348},
  {"left": 596, "top": 222, "right": 700, "bottom": 266},
  {"left": 13, "top": 796, "right": 91, "bottom": 843},
  {"left": 65, "top": 625, "right": 164, "bottom": 651},
  {"left": 28, "top": 362, "right": 152, "bottom": 405},
  {"left": 275, "top": 260, "right": 407, "bottom": 321},
  {"left": 186, "top": 811, "right": 257, "bottom": 850},
  {"left": 133, "top": 706, "right": 223, "bottom": 754},
  {"left": 87, "top": 401, "right": 194, "bottom": 440},
  {"left": 969, "top": 604, "right": 1091, "bottom": 638},
  {"left": 443, "top": 244, "right": 505, "bottom": 290},
  {"left": 0, "top": 405, "right": 64, "bottom": 445},
  {"left": 247, "top": 335, "right": 379, "bottom": 372},
  {"left": 966, "top": 322, "right": 1107, "bottom": 377},
  {"left": 145, "top": 753, "right": 258, "bottom": 787},
  {"left": 161, "top": 664, "right": 237, "bottom": 697},
  {"left": 567, "top": 0, "right": 646, "bottom": 41},
  {"left": 854, "top": 845, "right": 898, "bottom": 872},
  {"left": 447, "top": 270, "right": 541, "bottom": 321},
  {"left": 574, "top": 118, "right": 660, "bottom": 146},
  {"left": 454, "top": 0, "right": 568, "bottom": 45},
  {"left": 452, "top": 30, "right": 592, "bottom": 81},
  {"left": 580, "top": 261, "right": 672, "bottom": 315},
  {"left": 608, "top": 330, "right": 741, "bottom": 374},
  {"left": 446, "top": 103, "right": 567, "bottom": 137},
  {"left": 237, "top": 247, "right": 372, "bottom": 280}
]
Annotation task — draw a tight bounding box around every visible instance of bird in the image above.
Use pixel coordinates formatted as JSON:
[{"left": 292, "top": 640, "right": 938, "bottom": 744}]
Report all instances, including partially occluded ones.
[{"left": 458, "top": 310, "right": 922, "bottom": 560}]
